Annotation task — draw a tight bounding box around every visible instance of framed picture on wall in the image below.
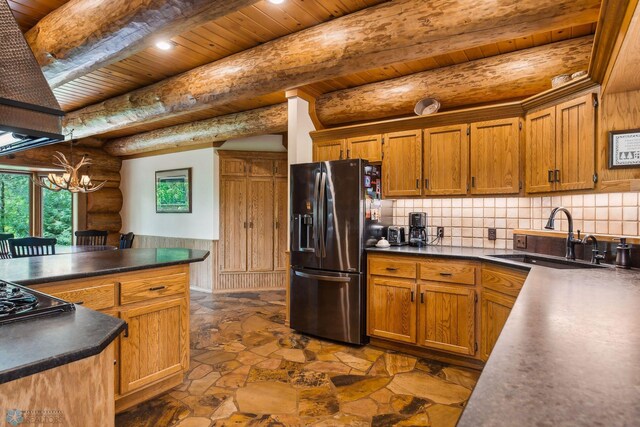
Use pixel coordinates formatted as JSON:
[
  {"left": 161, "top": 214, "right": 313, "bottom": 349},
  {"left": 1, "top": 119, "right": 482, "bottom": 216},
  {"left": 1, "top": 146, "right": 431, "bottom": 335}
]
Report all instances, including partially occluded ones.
[
  {"left": 609, "top": 129, "right": 640, "bottom": 168},
  {"left": 155, "top": 168, "right": 192, "bottom": 213}
]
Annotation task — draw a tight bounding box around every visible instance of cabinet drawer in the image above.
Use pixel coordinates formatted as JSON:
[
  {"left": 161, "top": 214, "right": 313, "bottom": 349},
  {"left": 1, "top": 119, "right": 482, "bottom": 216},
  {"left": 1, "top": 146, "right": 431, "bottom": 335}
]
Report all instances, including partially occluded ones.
[
  {"left": 369, "top": 257, "right": 417, "bottom": 279},
  {"left": 120, "top": 273, "right": 187, "bottom": 305},
  {"left": 418, "top": 259, "right": 477, "bottom": 285},
  {"left": 49, "top": 283, "right": 116, "bottom": 310},
  {"left": 481, "top": 264, "right": 527, "bottom": 297}
]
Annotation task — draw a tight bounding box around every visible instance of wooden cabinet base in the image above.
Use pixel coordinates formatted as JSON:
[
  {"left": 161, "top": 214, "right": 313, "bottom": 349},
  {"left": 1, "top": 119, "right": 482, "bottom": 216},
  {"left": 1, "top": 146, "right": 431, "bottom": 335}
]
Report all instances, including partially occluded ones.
[
  {"left": 115, "top": 371, "right": 184, "bottom": 414},
  {"left": 0, "top": 344, "right": 115, "bottom": 427},
  {"left": 369, "top": 338, "right": 484, "bottom": 371}
]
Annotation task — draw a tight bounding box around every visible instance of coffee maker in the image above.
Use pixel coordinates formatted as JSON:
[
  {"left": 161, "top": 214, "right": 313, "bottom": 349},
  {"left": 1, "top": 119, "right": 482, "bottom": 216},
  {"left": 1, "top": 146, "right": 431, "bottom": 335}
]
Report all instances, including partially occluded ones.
[{"left": 408, "top": 212, "right": 428, "bottom": 247}]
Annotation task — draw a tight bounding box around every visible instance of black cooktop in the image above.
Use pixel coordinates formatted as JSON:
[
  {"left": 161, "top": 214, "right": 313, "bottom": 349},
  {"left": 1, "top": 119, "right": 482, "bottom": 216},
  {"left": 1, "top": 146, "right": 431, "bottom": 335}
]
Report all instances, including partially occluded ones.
[{"left": 0, "top": 280, "right": 75, "bottom": 325}]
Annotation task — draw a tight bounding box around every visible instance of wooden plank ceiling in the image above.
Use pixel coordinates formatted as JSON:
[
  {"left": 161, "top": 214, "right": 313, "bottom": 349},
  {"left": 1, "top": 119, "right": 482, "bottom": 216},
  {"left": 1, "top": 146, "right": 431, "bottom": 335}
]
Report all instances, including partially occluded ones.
[{"left": 8, "top": 0, "right": 600, "bottom": 143}]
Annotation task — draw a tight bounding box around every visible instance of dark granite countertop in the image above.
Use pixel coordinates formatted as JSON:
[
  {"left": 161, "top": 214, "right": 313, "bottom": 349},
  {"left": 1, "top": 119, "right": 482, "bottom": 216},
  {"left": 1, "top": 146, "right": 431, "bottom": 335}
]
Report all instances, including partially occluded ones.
[
  {"left": 0, "top": 248, "right": 210, "bottom": 286},
  {"left": 367, "top": 245, "right": 640, "bottom": 426},
  {"left": 0, "top": 306, "right": 125, "bottom": 384}
]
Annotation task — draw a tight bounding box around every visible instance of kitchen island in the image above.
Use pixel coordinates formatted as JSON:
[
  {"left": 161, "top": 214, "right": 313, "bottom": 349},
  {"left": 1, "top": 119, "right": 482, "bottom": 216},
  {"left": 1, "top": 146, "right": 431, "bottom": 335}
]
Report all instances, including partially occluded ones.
[
  {"left": 0, "top": 248, "right": 209, "bottom": 416},
  {"left": 367, "top": 246, "right": 640, "bottom": 426}
]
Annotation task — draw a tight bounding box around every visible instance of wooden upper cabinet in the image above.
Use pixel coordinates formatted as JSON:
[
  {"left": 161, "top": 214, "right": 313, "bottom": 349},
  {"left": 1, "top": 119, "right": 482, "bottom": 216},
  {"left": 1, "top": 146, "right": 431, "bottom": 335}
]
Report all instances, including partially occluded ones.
[
  {"left": 368, "top": 276, "right": 417, "bottom": 344},
  {"left": 555, "top": 94, "right": 596, "bottom": 191},
  {"left": 418, "top": 283, "right": 476, "bottom": 356},
  {"left": 273, "top": 177, "right": 288, "bottom": 271},
  {"left": 313, "top": 139, "right": 345, "bottom": 161},
  {"left": 120, "top": 297, "right": 188, "bottom": 394},
  {"left": 382, "top": 130, "right": 422, "bottom": 197},
  {"left": 221, "top": 177, "right": 248, "bottom": 272},
  {"left": 274, "top": 159, "right": 288, "bottom": 177},
  {"left": 526, "top": 106, "right": 556, "bottom": 194},
  {"left": 249, "top": 159, "right": 274, "bottom": 177},
  {"left": 248, "top": 177, "right": 275, "bottom": 272},
  {"left": 423, "top": 125, "right": 468, "bottom": 195},
  {"left": 220, "top": 157, "right": 247, "bottom": 176},
  {"left": 470, "top": 118, "right": 520, "bottom": 194},
  {"left": 346, "top": 134, "right": 382, "bottom": 162}
]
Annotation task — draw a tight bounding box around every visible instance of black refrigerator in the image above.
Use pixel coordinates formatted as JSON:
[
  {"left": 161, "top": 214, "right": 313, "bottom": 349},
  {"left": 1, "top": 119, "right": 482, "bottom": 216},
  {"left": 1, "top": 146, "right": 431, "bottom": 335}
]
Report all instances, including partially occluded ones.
[{"left": 289, "top": 159, "right": 389, "bottom": 345}]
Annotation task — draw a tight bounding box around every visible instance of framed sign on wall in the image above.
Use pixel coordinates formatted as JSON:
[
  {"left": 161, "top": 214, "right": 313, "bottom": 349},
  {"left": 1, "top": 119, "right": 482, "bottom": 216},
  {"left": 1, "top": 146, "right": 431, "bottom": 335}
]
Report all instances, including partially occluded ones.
[
  {"left": 609, "top": 129, "right": 640, "bottom": 169},
  {"left": 155, "top": 168, "right": 192, "bottom": 213}
]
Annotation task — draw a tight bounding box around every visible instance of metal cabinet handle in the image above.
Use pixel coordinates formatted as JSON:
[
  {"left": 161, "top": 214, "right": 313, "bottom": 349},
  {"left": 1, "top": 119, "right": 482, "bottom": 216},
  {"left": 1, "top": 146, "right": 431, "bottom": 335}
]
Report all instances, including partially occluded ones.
[
  {"left": 385, "top": 267, "right": 398, "bottom": 271},
  {"left": 554, "top": 169, "right": 560, "bottom": 183},
  {"left": 73, "top": 301, "right": 84, "bottom": 305},
  {"left": 149, "top": 285, "right": 166, "bottom": 291},
  {"left": 420, "top": 292, "right": 424, "bottom": 303},
  {"left": 471, "top": 177, "right": 476, "bottom": 187},
  {"left": 249, "top": 222, "right": 254, "bottom": 228},
  {"left": 424, "top": 178, "right": 429, "bottom": 189},
  {"left": 123, "top": 323, "right": 129, "bottom": 338},
  {"left": 294, "top": 270, "right": 350, "bottom": 282},
  {"left": 410, "top": 291, "right": 414, "bottom": 302},
  {"left": 346, "top": 149, "right": 350, "bottom": 159},
  {"left": 439, "top": 272, "right": 453, "bottom": 276},
  {"left": 548, "top": 170, "right": 554, "bottom": 183},
  {"left": 416, "top": 179, "right": 420, "bottom": 189},
  {"left": 339, "top": 150, "right": 344, "bottom": 160}
]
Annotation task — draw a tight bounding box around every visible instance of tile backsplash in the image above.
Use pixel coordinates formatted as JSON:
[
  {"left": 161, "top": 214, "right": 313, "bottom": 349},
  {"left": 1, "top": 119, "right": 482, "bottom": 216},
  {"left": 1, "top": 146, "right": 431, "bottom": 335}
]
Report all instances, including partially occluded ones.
[{"left": 389, "top": 192, "right": 640, "bottom": 249}]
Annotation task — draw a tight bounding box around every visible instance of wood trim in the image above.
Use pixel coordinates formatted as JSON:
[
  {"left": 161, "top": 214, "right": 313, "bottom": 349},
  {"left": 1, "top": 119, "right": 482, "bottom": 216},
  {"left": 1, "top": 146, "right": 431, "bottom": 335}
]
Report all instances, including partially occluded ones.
[
  {"left": 513, "top": 229, "right": 640, "bottom": 245},
  {"left": 122, "top": 142, "right": 223, "bottom": 160},
  {"left": 589, "top": 0, "right": 639, "bottom": 87},
  {"left": 520, "top": 76, "right": 599, "bottom": 112},
  {"left": 217, "top": 150, "right": 287, "bottom": 160}
]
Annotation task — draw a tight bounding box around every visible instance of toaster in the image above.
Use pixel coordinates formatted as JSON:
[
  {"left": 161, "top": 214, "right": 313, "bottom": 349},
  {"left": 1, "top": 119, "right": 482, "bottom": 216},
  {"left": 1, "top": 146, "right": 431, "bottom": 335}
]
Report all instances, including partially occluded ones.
[{"left": 387, "top": 226, "right": 407, "bottom": 246}]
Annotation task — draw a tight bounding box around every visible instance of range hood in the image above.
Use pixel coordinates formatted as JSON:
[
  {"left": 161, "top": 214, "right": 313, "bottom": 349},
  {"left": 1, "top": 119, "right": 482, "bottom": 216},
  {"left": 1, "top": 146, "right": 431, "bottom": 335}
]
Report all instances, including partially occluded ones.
[{"left": 0, "top": 0, "right": 64, "bottom": 155}]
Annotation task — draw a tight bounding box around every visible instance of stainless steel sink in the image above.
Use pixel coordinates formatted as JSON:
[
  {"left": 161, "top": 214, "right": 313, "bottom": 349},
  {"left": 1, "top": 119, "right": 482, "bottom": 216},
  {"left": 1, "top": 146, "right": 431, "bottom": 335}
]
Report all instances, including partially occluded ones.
[{"left": 488, "top": 254, "right": 606, "bottom": 269}]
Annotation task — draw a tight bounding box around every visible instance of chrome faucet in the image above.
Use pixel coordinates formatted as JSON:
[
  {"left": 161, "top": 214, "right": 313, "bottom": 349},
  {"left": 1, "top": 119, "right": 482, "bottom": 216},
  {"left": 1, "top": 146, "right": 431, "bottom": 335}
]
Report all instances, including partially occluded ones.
[
  {"left": 581, "top": 234, "right": 606, "bottom": 264},
  {"left": 544, "top": 207, "right": 581, "bottom": 260}
]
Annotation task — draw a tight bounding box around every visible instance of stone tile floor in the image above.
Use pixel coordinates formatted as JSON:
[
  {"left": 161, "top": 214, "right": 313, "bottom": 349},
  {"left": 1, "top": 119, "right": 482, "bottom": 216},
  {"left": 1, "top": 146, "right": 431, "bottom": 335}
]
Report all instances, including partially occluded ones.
[{"left": 116, "top": 290, "right": 479, "bottom": 427}]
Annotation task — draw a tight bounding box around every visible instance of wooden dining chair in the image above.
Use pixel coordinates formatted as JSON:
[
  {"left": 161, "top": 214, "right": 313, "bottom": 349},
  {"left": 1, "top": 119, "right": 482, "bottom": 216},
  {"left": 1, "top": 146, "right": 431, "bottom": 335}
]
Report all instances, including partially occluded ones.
[
  {"left": 75, "top": 229, "right": 108, "bottom": 246},
  {"left": 0, "top": 233, "right": 13, "bottom": 259},
  {"left": 9, "top": 237, "right": 57, "bottom": 258},
  {"left": 119, "top": 232, "right": 135, "bottom": 249}
]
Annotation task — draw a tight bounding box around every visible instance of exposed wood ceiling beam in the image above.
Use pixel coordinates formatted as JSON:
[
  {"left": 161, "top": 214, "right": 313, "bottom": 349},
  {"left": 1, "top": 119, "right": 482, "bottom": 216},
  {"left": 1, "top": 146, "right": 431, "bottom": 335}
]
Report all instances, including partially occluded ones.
[
  {"left": 25, "top": 0, "right": 257, "bottom": 88},
  {"left": 103, "top": 37, "right": 592, "bottom": 157},
  {"left": 63, "top": 0, "right": 601, "bottom": 139},
  {"left": 103, "top": 104, "right": 288, "bottom": 156},
  {"left": 315, "top": 36, "right": 594, "bottom": 125}
]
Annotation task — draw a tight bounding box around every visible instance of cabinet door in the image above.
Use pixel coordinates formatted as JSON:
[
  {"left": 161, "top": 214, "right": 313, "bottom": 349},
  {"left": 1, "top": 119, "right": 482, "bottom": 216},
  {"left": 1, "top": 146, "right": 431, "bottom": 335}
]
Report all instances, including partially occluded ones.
[
  {"left": 220, "top": 157, "right": 247, "bottom": 176},
  {"left": 418, "top": 283, "right": 476, "bottom": 356},
  {"left": 382, "top": 130, "right": 422, "bottom": 197},
  {"left": 249, "top": 159, "right": 274, "bottom": 177},
  {"left": 120, "top": 297, "right": 188, "bottom": 394},
  {"left": 470, "top": 118, "right": 520, "bottom": 194},
  {"left": 313, "top": 140, "right": 345, "bottom": 161},
  {"left": 248, "top": 177, "right": 274, "bottom": 272},
  {"left": 525, "top": 106, "right": 556, "bottom": 193},
  {"left": 424, "top": 125, "right": 468, "bottom": 195},
  {"left": 368, "top": 276, "right": 417, "bottom": 344},
  {"left": 101, "top": 308, "right": 121, "bottom": 396},
  {"left": 273, "top": 177, "right": 288, "bottom": 271},
  {"left": 274, "top": 159, "right": 288, "bottom": 177},
  {"left": 480, "top": 290, "right": 515, "bottom": 361},
  {"left": 221, "top": 177, "right": 248, "bottom": 272},
  {"left": 347, "top": 134, "right": 382, "bottom": 162},
  {"left": 555, "top": 94, "right": 596, "bottom": 191}
]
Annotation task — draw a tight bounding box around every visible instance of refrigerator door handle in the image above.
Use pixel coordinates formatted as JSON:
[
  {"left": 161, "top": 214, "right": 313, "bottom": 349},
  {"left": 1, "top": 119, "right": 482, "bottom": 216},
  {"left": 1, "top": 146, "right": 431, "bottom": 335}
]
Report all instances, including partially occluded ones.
[
  {"left": 319, "top": 171, "right": 327, "bottom": 258},
  {"left": 313, "top": 172, "right": 321, "bottom": 258},
  {"left": 294, "top": 270, "right": 350, "bottom": 282}
]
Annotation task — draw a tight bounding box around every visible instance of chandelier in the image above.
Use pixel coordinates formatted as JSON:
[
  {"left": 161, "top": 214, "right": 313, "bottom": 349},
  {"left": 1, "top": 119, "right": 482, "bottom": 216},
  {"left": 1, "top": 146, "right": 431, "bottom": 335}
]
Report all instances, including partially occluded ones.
[{"left": 32, "top": 141, "right": 107, "bottom": 193}]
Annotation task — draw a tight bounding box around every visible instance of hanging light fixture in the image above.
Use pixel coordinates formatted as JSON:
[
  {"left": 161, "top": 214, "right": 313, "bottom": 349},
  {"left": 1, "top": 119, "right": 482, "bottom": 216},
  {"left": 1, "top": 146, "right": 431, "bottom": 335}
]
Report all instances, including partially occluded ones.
[{"left": 32, "top": 135, "right": 107, "bottom": 193}]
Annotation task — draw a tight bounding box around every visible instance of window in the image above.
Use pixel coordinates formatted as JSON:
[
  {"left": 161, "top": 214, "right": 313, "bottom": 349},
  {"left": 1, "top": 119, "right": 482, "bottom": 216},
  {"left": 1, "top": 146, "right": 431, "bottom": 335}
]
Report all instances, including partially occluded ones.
[
  {"left": 0, "top": 171, "right": 74, "bottom": 244},
  {"left": 0, "top": 172, "right": 31, "bottom": 237}
]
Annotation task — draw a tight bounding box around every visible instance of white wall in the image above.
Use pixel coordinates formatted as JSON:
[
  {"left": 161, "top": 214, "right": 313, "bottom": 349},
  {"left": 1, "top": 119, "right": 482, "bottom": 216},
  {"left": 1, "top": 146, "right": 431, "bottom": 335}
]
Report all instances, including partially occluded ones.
[
  {"left": 120, "top": 147, "right": 218, "bottom": 240},
  {"left": 120, "top": 135, "right": 286, "bottom": 241}
]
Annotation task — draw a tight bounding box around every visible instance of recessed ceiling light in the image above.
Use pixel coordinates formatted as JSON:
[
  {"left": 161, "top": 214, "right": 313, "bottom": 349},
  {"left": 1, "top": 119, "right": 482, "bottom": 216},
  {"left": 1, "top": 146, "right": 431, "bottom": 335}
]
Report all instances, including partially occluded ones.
[
  {"left": 155, "top": 40, "right": 175, "bottom": 51},
  {"left": 268, "top": 0, "right": 285, "bottom": 4}
]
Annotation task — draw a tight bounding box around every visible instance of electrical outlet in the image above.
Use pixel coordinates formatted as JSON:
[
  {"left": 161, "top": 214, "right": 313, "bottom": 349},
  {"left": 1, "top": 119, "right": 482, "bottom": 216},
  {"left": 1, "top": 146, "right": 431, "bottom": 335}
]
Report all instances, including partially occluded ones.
[
  {"left": 488, "top": 228, "right": 497, "bottom": 241},
  {"left": 436, "top": 227, "right": 445, "bottom": 238},
  {"left": 515, "top": 235, "right": 527, "bottom": 249}
]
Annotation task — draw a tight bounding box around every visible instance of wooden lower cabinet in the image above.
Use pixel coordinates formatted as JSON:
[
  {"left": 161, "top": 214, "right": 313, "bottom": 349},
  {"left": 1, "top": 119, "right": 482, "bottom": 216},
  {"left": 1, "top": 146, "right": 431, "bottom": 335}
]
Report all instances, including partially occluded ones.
[
  {"left": 120, "top": 297, "right": 188, "bottom": 394},
  {"left": 367, "top": 254, "right": 529, "bottom": 364},
  {"left": 480, "top": 290, "right": 515, "bottom": 361},
  {"left": 368, "top": 276, "right": 417, "bottom": 344},
  {"left": 418, "top": 283, "right": 476, "bottom": 356},
  {"left": 32, "top": 265, "right": 191, "bottom": 414}
]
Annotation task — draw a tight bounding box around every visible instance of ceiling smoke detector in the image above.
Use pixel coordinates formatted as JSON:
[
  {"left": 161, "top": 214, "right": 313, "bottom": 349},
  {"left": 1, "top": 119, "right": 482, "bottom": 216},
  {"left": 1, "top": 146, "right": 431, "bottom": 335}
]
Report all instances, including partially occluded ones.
[{"left": 414, "top": 98, "right": 441, "bottom": 116}]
